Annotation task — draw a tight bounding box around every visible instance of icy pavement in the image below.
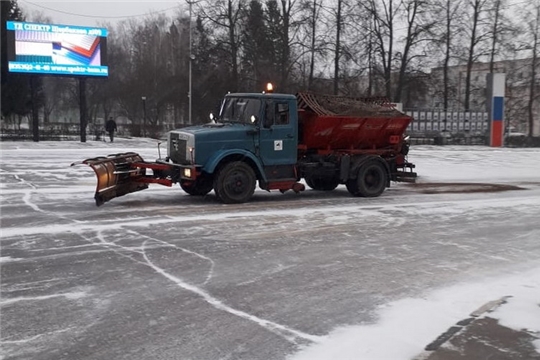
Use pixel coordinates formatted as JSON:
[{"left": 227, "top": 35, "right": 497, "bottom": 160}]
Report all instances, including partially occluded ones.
[
  {"left": 1, "top": 139, "right": 539, "bottom": 360},
  {"left": 289, "top": 267, "right": 540, "bottom": 360}
]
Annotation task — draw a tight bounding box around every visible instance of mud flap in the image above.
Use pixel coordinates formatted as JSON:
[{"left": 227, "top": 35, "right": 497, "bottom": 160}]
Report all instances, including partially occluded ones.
[
  {"left": 72, "top": 152, "right": 149, "bottom": 206},
  {"left": 394, "top": 161, "right": 417, "bottom": 183}
]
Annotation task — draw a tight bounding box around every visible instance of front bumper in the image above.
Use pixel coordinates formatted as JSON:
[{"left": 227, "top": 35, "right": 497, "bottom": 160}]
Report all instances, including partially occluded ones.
[{"left": 160, "top": 158, "right": 202, "bottom": 182}]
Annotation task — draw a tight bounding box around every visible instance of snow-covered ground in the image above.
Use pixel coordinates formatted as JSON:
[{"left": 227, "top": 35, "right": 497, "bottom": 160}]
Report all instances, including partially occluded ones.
[
  {"left": 290, "top": 266, "right": 540, "bottom": 360},
  {"left": 0, "top": 138, "right": 540, "bottom": 360},
  {"left": 295, "top": 145, "right": 540, "bottom": 360}
]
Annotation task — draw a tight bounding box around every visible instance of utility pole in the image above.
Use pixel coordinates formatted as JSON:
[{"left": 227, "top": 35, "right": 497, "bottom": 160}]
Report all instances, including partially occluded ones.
[{"left": 186, "top": 0, "right": 201, "bottom": 125}]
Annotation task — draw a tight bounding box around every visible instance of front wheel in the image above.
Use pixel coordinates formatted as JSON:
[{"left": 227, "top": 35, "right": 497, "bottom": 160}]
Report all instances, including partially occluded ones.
[
  {"left": 346, "top": 160, "right": 387, "bottom": 197},
  {"left": 214, "top": 162, "right": 256, "bottom": 204},
  {"left": 180, "top": 174, "right": 213, "bottom": 196}
]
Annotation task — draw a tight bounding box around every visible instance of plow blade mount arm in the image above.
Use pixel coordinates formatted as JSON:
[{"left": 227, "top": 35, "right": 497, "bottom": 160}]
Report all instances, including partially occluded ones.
[{"left": 72, "top": 152, "right": 149, "bottom": 206}]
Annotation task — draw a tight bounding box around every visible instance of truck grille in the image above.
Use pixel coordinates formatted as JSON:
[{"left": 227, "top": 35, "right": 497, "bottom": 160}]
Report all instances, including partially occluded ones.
[{"left": 169, "top": 133, "right": 188, "bottom": 164}]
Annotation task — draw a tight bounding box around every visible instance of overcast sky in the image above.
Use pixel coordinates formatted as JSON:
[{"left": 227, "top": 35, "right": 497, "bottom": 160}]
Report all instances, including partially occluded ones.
[
  {"left": 18, "top": 0, "right": 528, "bottom": 29},
  {"left": 18, "top": 0, "right": 185, "bottom": 28}
]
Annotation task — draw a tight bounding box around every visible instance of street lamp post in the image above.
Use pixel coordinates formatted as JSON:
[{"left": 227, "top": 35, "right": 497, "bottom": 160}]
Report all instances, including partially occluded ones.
[
  {"left": 141, "top": 96, "right": 147, "bottom": 137},
  {"left": 188, "top": 0, "right": 193, "bottom": 126},
  {"left": 186, "top": 0, "right": 200, "bottom": 125}
]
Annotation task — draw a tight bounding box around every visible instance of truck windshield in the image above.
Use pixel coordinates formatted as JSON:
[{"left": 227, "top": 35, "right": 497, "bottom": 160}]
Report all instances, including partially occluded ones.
[{"left": 220, "top": 98, "right": 262, "bottom": 124}]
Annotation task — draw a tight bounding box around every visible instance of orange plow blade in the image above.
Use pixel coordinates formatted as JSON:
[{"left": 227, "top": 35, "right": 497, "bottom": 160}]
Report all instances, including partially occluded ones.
[{"left": 71, "top": 152, "right": 149, "bottom": 206}]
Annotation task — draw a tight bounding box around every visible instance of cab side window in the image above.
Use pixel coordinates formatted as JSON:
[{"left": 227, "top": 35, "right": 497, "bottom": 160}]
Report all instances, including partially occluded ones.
[
  {"left": 264, "top": 100, "right": 274, "bottom": 128},
  {"left": 276, "top": 103, "right": 289, "bottom": 125},
  {"left": 264, "top": 101, "right": 289, "bottom": 127}
]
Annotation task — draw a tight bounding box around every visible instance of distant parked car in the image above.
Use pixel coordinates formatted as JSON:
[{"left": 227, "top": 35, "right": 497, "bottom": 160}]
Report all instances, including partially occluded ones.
[{"left": 506, "top": 132, "right": 527, "bottom": 137}]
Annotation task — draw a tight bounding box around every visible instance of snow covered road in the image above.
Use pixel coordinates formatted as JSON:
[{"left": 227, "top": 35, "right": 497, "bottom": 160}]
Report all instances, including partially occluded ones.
[{"left": 1, "top": 140, "right": 539, "bottom": 360}]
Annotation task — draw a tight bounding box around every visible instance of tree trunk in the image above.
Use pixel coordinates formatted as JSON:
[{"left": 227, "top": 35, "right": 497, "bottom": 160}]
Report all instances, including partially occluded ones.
[
  {"left": 489, "top": 0, "right": 501, "bottom": 73},
  {"left": 527, "top": 5, "right": 539, "bottom": 137},
  {"left": 366, "top": 0, "right": 393, "bottom": 99},
  {"left": 368, "top": 21, "right": 373, "bottom": 97},
  {"left": 308, "top": 0, "right": 317, "bottom": 90},
  {"left": 228, "top": 0, "right": 239, "bottom": 92},
  {"left": 465, "top": 0, "right": 481, "bottom": 111},
  {"left": 395, "top": 0, "right": 419, "bottom": 103},
  {"left": 333, "top": 0, "right": 342, "bottom": 95},
  {"left": 279, "top": 0, "right": 291, "bottom": 92},
  {"left": 443, "top": 0, "right": 452, "bottom": 110},
  {"left": 385, "top": 0, "right": 394, "bottom": 99}
]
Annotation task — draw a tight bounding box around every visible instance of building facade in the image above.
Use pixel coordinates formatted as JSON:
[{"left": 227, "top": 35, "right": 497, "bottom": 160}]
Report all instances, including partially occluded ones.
[{"left": 429, "top": 58, "right": 540, "bottom": 136}]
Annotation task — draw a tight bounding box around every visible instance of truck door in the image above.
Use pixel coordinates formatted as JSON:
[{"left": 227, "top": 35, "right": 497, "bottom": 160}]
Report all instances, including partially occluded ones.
[{"left": 258, "top": 99, "right": 298, "bottom": 179}]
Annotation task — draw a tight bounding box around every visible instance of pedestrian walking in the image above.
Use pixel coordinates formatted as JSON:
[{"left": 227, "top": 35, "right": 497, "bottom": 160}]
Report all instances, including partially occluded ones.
[{"left": 105, "top": 117, "right": 117, "bottom": 142}]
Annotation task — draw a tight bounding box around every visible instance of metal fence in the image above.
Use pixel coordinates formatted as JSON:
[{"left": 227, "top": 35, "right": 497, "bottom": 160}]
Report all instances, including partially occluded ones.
[
  {"left": 0, "top": 122, "right": 138, "bottom": 142},
  {"left": 404, "top": 109, "right": 490, "bottom": 145}
]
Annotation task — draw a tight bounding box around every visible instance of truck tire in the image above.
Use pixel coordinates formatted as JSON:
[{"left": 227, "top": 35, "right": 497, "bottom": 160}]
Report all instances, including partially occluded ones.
[
  {"left": 305, "top": 175, "right": 340, "bottom": 191},
  {"left": 346, "top": 160, "right": 387, "bottom": 197},
  {"left": 214, "top": 161, "right": 256, "bottom": 204},
  {"left": 180, "top": 175, "right": 213, "bottom": 196}
]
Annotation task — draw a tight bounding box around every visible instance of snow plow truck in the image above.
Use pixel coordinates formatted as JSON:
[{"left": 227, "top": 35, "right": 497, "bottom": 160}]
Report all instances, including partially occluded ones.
[{"left": 73, "top": 89, "right": 417, "bottom": 206}]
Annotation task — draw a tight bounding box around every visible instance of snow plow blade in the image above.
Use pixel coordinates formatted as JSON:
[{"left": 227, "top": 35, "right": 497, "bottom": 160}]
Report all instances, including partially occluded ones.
[{"left": 71, "top": 152, "right": 149, "bottom": 206}]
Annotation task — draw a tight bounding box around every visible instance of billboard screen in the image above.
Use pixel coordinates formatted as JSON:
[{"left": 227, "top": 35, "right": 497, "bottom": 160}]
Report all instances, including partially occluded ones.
[{"left": 6, "top": 21, "right": 108, "bottom": 77}]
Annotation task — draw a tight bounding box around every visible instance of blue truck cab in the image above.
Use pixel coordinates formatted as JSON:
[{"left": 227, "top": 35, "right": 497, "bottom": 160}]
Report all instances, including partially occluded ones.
[{"left": 165, "top": 92, "right": 303, "bottom": 203}]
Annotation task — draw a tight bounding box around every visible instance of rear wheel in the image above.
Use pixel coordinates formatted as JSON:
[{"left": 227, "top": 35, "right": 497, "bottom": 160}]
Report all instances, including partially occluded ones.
[
  {"left": 180, "top": 174, "right": 213, "bottom": 196},
  {"left": 305, "top": 174, "right": 340, "bottom": 191},
  {"left": 214, "top": 162, "right": 256, "bottom": 204},
  {"left": 346, "top": 160, "right": 387, "bottom": 197}
]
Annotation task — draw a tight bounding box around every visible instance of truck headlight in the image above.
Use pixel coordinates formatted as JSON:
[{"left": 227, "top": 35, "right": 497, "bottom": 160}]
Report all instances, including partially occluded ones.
[{"left": 183, "top": 168, "right": 192, "bottom": 178}]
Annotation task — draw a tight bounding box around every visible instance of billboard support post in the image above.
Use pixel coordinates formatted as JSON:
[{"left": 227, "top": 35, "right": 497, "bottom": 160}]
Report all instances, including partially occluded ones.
[
  {"left": 30, "top": 76, "right": 39, "bottom": 142},
  {"left": 79, "top": 78, "right": 87, "bottom": 142}
]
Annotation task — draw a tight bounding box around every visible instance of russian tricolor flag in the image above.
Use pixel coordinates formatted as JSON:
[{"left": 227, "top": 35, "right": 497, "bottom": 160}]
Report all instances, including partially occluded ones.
[{"left": 488, "top": 74, "right": 505, "bottom": 147}]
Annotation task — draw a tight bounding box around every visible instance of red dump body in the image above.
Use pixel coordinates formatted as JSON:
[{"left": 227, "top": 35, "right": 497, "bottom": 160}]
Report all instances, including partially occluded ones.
[{"left": 296, "top": 92, "right": 412, "bottom": 152}]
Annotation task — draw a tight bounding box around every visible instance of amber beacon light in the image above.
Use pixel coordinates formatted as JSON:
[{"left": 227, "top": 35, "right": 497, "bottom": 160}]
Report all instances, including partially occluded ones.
[{"left": 266, "top": 83, "right": 274, "bottom": 93}]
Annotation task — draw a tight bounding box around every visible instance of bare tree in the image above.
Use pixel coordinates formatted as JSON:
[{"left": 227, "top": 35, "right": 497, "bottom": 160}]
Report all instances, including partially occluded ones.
[
  {"left": 463, "top": 0, "right": 490, "bottom": 111},
  {"left": 520, "top": 0, "right": 540, "bottom": 137},
  {"left": 432, "top": 0, "right": 464, "bottom": 109},
  {"left": 332, "top": 0, "right": 344, "bottom": 94},
  {"left": 200, "top": 0, "right": 245, "bottom": 92},
  {"left": 394, "top": 0, "right": 435, "bottom": 103},
  {"left": 295, "top": 0, "right": 328, "bottom": 91},
  {"left": 305, "top": 0, "right": 322, "bottom": 90},
  {"left": 41, "top": 78, "right": 73, "bottom": 125},
  {"left": 488, "top": 0, "right": 503, "bottom": 73},
  {"left": 242, "top": 0, "right": 272, "bottom": 89},
  {"left": 362, "top": 0, "right": 399, "bottom": 99},
  {"left": 261, "top": 0, "right": 292, "bottom": 91}
]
